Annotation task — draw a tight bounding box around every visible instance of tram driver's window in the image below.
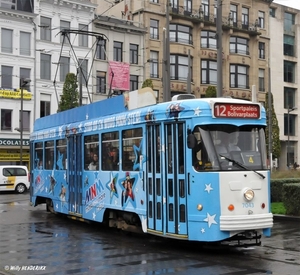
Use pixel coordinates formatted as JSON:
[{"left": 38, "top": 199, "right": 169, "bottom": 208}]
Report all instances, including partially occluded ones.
[{"left": 192, "top": 129, "right": 208, "bottom": 171}]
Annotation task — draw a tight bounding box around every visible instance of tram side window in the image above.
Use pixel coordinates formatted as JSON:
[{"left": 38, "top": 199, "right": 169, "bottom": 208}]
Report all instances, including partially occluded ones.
[
  {"left": 45, "top": 141, "right": 54, "bottom": 170},
  {"left": 35, "top": 142, "right": 43, "bottom": 169},
  {"left": 84, "top": 134, "right": 99, "bottom": 171},
  {"left": 122, "top": 128, "right": 142, "bottom": 171},
  {"left": 192, "top": 129, "right": 209, "bottom": 171},
  {"left": 56, "top": 139, "right": 67, "bottom": 170},
  {"left": 102, "top": 131, "right": 119, "bottom": 171}
]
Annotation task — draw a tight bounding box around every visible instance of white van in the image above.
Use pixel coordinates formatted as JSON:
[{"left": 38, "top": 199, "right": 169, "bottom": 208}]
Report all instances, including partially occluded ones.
[{"left": 0, "top": 166, "right": 30, "bottom": 194}]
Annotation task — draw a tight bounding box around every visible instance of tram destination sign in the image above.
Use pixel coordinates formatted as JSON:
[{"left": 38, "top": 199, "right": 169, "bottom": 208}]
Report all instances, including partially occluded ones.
[{"left": 213, "top": 102, "right": 260, "bottom": 119}]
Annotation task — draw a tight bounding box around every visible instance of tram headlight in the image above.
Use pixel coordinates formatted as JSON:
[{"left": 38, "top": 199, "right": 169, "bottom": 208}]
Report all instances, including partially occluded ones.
[{"left": 243, "top": 188, "right": 255, "bottom": 201}]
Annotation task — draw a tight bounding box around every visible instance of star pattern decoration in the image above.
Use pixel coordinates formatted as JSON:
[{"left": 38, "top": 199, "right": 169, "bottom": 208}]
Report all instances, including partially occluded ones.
[
  {"left": 204, "top": 183, "right": 213, "bottom": 194},
  {"left": 92, "top": 211, "right": 96, "bottom": 220},
  {"left": 133, "top": 141, "right": 145, "bottom": 171},
  {"left": 56, "top": 151, "right": 64, "bottom": 170},
  {"left": 204, "top": 213, "right": 218, "bottom": 228},
  {"left": 78, "top": 122, "right": 83, "bottom": 132},
  {"left": 194, "top": 107, "right": 201, "bottom": 116},
  {"left": 201, "top": 228, "right": 205, "bottom": 233},
  {"left": 105, "top": 172, "right": 119, "bottom": 203}
]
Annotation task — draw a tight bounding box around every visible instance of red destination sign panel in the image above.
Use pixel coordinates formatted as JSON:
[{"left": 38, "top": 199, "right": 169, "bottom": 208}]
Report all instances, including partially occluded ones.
[{"left": 213, "top": 103, "right": 260, "bottom": 119}]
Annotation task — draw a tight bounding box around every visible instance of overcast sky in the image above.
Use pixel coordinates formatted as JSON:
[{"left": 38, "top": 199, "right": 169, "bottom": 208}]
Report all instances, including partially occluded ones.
[{"left": 273, "top": 0, "right": 300, "bottom": 9}]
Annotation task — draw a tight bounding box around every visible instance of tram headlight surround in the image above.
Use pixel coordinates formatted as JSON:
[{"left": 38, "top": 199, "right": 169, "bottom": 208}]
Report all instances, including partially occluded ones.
[{"left": 243, "top": 188, "right": 255, "bottom": 201}]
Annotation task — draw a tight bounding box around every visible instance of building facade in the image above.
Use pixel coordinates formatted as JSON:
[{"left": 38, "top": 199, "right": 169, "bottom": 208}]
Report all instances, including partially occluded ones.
[
  {"left": 0, "top": 0, "right": 35, "bottom": 167},
  {"left": 270, "top": 2, "right": 299, "bottom": 170}
]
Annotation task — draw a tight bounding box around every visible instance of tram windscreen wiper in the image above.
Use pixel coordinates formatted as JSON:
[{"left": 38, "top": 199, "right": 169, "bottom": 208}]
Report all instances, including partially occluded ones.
[{"left": 219, "top": 154, "right": 265, "bottom": 179}]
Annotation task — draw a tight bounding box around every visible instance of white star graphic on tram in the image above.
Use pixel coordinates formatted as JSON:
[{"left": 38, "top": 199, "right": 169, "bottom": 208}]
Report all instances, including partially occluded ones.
[
  {"left": 204, "top": 213, "right": 217, "bottom": 228},
  {"left": 204, "top": 183, "right": 213, "bottom": 193},
  {"left": 194, "top": 107, "right": 201, "bottom": 116},
  {"left": 201, "top": 228, "right": 205, "bottom": 233},
  {"left": 92, "top": 211, "right": 96, "bottom": 220}
]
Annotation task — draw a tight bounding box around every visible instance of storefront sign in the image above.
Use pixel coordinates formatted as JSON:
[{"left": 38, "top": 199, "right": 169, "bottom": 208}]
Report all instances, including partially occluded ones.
[
  {"left": 0, "top": 138, "right": 30, "bottom": 146},
  {"left": 0, "top": 88, "right": 32, "bottom": 100}
]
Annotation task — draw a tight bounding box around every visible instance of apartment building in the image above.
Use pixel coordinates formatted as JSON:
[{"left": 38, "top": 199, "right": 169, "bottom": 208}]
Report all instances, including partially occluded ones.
[
  {"left": 270, "top": 2, "right": 299, "bottom": 170},
  {"left": 0, "top": 0, "right": 35, "bottom": 167},
  {"left": 99, "top": 0, "right": 272, "bottom": 102}
]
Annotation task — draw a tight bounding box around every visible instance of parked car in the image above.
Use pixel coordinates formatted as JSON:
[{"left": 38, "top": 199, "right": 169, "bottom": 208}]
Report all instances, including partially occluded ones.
[{"left": 0, "top": 166, "right": 30, "bottom": 194}]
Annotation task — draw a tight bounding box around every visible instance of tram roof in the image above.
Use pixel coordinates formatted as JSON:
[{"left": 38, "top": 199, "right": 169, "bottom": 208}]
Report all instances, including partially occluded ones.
[{"left": 33, "top": 95, "right": 265, "bottom": 132}]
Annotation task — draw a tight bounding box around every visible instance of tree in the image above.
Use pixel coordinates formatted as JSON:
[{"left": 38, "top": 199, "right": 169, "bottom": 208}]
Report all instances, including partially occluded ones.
[
  {"left": 205, "top": 85, "right": 217, "bottom": 98},
  {"left": 57, "top": 73, "right": 79, "bottom": 112},
  {"left": 265, "top": 92, "right": 281, "bottom": 159},
  {"left": 142, "top": 79, "right": 154, "bottom": 90}
]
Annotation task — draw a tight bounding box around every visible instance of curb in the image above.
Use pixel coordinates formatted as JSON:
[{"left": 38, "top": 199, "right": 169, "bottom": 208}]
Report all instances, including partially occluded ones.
[{"left": 273, "top": 214, "right": 300, "bottom": 221}]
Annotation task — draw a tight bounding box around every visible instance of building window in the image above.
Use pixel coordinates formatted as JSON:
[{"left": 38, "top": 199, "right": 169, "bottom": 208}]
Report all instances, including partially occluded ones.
[
  {"left": 284, "top": 113, "right": 296, "bottom": 136},
  {"left": 79, "top": 59, "right": 88, "bottom": 85},
  {"left": 113, "top": 41, "right": 123, "bottom": 62},
  {"left": 40, "top": 17, "right": 51, "bottom": 41},
  {"left": 170, "top": 24, "right": 193, "bottom": 45},
  {"left": 150, "top": 0, "right": 159, "bottom": 3},
  {"left": 130, "top": 44, "right": 138, "bottom": 64},
  {"left": 60, "top": 57, "right": 70, "bottom": 82},
  {"left": 258, "top": 11, "right": 265, "bottom": 28},
  {"left": 284, "top": 87, "right": 296, "bottom": 109},
  {"left": 284, "top": 61, "right": 295, "bottom": 83},
  {"left": 20, "top": 68, "right": 31, "bottom": 91},
  {"left": 171, "top": 0, "right": 179, "bottom": 9},
  {"left": 97, "top": 71, "right": 106, "bottom": 94},
  {"left": 40, "top": 101, "right": 50, "bottom": 117},
  {"left": 202, "top": 0, "right": 209, "bottom": 21},
  {"left": 258, "top": 42, "right": 265, "bottom": 59},
  {"left": 170, "top": 55, "right": 192, "bottom": 81},
  {"left": 259, "top": 69, "right": 265, "bottom": 91},
  {"left": 1, "top": 109, "right": 12, "bottom": 131},
  {"left": 19, "top": 110, "right": 30, "bottom": 131},
  {"left": 60, "top": 20, "right": 70, "bottom": 43},
  {"left": 1, "top": 66, "right": 13, "bottom": 89},
  {"left": 242, "top": 7, "right": 249, "bottom": 29},
  {"left": 201, "top": 31, "right": 216, "bottom": 49},
  {"left": 130, "top": 75, "right": 139, "bottom": 91},
  {"left": 284, "top": 12, "right": 295, "bottom": 33},
  {"left": 1, "top": 28, "right": 13, "bottom": 53},
  {"left": 284, "top": 35, "right": 294, "bottom": 56},
  {"left": 269, "top": 7, "right": 276, "bottom": 18},
  {"left": 40, "top": 53, "right": 51, "bottom": 80},
  {"left": 230, "top": 4, "right": 238, "bottom": 27},
  {"left": 20, "top": 31, "right": 31, "bottom": 56},
  {"left": 201, "top": 60, "right": 217, "bottom": 85},
  {"left": 79, "top": 24, "right": 88, "bottom": 47},
  {"left": 230, "top": 37, "right": 249, "bottom": 55},
  {"left": 150, "top": 19, "right": 159, "bottom": 39},
  {"left": 184, "top": 0, "right": 192, "bottom": 14},
  {"left": 230, "top": 64, "right": 249, "bottom": 89},
  {"left": 150, "top": 51, "right": 159, "bottom": 78},
  {"left": 97, "top": 39, "right": 106, "bottom": 60}
]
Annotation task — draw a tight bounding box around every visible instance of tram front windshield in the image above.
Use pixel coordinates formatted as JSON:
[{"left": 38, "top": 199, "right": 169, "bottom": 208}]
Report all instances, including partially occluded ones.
[{"left": 191, "top": 125, "right": 267, "bottom": 171}]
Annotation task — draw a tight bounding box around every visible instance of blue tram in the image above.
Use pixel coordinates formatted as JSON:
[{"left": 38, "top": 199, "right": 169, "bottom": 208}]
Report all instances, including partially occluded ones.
[{"left": 30, "top": 91, "right": 273, "bottom": 246}]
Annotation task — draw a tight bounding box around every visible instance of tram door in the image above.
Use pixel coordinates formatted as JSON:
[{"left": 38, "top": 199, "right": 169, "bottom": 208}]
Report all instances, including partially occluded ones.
[
  {"left": 67, "top": 134, "right": 83, "bottom": 215},
  {"left": 147, "top": 122, "right": 187, "bottom": 236}
]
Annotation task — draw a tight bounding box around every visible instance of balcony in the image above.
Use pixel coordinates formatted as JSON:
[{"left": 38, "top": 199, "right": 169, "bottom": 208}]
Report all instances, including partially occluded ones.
[{"left": 170, "top": 7, "right": 260, "bottom": 36}]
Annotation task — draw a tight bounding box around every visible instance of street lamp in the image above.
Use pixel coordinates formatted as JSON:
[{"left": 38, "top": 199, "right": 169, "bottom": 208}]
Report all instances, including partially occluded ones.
[
  {"left": 287, "top": 106, "right": 296, "bottom": 169},
  {"left": 18, "top": 78, "right": 31, "bottom": 165}
]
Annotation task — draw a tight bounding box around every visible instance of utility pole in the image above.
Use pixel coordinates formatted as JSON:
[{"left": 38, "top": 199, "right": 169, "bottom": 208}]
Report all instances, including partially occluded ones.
[
  {"left": 216, "top": 0, "right": 223, "bottom": 97},
  {"left": 19, "top": 78, "right": 31, "bottom": 165},
  {"left": 165, "top": 0, "right": 171, "bottom": 101}
]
